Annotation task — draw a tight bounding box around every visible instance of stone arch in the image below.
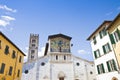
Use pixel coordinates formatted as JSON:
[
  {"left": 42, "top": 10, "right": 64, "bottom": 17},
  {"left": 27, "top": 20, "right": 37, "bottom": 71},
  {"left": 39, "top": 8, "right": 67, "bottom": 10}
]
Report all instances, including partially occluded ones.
[
  {"left": 58, "top": 71, "right": 65, "bottom": 78},
  {"left": 112, "top": 77, "right": 118, "bottom": 80}
]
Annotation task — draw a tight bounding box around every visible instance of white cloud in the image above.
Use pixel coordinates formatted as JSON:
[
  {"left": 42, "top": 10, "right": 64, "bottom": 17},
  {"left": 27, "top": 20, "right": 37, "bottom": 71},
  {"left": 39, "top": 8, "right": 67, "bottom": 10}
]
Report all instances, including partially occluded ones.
[
  {"left": 1, "top": 15, "right": 15, "bottom": 21},
  {"left": 24, "top": 52, "right": 28, "bottom": 62},
  {"left": 10, "top": 27, "right": 13, "bottom": 31},
  {"left": 0, "top": 5, "right": 17, "bottom": 13},
  {"left": 38, "top": 47, "right": 45, "bottom": 57},
  {"left": 0, "top": 15, "right": 15, "bottom": 27},
  {"left": 77, "top": 49, "right": 90, "bottom": 54},
  {"left": 0, "top": 19, "right": 9, "bottom": 27},
  {"left": 25, "top": 47, "right": 29, "bottom": 51}
]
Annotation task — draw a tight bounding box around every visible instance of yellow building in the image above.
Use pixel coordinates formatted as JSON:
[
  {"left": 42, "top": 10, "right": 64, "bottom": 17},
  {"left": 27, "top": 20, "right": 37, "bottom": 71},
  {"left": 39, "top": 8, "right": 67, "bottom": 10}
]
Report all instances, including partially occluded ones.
[
  {"left": 108, "top": 13, "right": 120, "bottom": 70},
  {"left": 0, "top": 32, "right": 26, "bottom": 80}
]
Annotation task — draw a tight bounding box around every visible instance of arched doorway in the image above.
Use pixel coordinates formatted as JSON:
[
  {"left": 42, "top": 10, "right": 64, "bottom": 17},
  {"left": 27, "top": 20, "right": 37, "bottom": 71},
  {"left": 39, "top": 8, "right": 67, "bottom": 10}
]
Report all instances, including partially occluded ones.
[
  {"left": 58, "top": 71, "right": 65, "bottom": 80},
  {"left": 112, "top": 77, "right": 118, "bottom": 80},
  {"left": 59, "top": 77, "right": 64, "bottom": 80}
]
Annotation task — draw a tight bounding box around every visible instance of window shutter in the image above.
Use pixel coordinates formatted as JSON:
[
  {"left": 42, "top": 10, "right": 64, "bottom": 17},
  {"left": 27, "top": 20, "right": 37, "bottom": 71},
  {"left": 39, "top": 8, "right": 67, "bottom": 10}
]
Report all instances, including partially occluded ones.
[
  {"left": 104, "top": 30, "right": 107, "bottom": 36},
  {"left": 112, "top": 60, "right": 117, "bottom": 71},
  {"left": 116, "top": 28, "right": 120, "bottom": 40},
  {"left": 107, "top": 43, "right": 111, "bottom": 51},
  {"left": 109, "top": 34, "right": 115, "bottom": 44},
  {"left": 0, "top": 63, "right": 5, "bottom": 74},
  {"left": 102, "top": 64, "right": 105, "bottom": 73},
  {"left": 94, "top": 51, "right": 97, "bottom": 59},
  {"left": 102, "top": 46, "right": 106, "bottom": 54},
  {"left": 97, "top": 65, "right": 100, "bottom": 74},
  {"left": 107, "top": 62, "right": 111, "bottom": 72},
  {"left": 99, "top": 32, "right": 102, "bottom": 39}
]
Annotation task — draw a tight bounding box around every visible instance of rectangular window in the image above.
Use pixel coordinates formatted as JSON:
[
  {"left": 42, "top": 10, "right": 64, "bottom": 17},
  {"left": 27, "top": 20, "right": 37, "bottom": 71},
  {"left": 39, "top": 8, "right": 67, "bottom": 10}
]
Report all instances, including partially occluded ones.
[
  {"left": 56, "top": 55, "right": 58, "bottom": 60},
  {"left": 19, "top": 56, "right": 22, "bottom": 63},
  {"left": 8, "top": 66, "right": 13, "bottom": 76},
  {"left": 12, "top": 50, "right": 16, "bottom": 59},
  {"left": 94, "top": 49, "right": 100, "bottom": 59},
  {"left": 64, "top": 55, "right": 66, "bottom": 60},
  {"left": 113, "top": 29, "right": 120, "bottom": 42},
  {"left": 109, "top": 34, "right": 115, "bottom": 44},
  {"left": 97, "top": 63, "right": 105, "bottom": 74},
  {"left": 93, "top": 36, "right": 97, "bottom": 45},
  {"left": 107, "top": 59, "right": 117, "bottom": 72},
  {"left": 4, "top": 45, "right": 9, "bottom": 55},
  {"left": 17, "top": 69, "right": 20, "bottom": 77},
  {"left": 99, "top": 27, "right": 107, "bottom": 39},
  {"left": 0, "top": 63, "right": 5, "bottom": 74},
  {"left": 102, "top": 43, "right": 111, "bottom": 54}
]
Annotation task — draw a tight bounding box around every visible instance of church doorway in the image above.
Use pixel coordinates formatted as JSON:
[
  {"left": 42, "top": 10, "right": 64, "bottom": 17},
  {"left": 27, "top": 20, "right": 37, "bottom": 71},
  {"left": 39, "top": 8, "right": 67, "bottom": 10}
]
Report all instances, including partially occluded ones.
[
  {"left": 58, "top": 71, "right": 65, "bottom": 80},
  {"left": 112, "top": 77, "right": 118, "bottom": 80},
  {"left": 59, "top": 77, "right": 64, "bottom": 80}
]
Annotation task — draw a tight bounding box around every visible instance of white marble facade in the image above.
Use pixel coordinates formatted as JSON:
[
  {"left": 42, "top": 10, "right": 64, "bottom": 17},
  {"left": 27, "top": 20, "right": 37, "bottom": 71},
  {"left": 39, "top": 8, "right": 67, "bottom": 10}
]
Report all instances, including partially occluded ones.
[{"left": 21, "top": 34, "right": 96, "bottom": 80}]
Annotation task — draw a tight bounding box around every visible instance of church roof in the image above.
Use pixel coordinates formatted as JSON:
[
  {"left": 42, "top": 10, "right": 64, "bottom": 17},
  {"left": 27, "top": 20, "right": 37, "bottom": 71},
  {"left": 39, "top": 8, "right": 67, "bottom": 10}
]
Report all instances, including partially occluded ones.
[{"left": 48, "top": 33, "right": 72, "bottom": 40}]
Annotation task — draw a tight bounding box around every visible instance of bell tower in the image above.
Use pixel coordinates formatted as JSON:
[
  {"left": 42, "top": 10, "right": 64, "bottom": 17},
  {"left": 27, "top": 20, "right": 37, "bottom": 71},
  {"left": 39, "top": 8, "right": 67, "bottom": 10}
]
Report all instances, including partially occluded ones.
[{"left": 28, "top": 34, "right": 39, "bottom": 62}]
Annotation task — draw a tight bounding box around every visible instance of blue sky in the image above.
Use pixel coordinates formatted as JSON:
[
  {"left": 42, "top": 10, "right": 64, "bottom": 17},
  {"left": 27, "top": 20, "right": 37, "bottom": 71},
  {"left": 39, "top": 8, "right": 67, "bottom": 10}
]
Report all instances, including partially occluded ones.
[{"left": 0, "top": 0, "right": 120, "bottom": 61}]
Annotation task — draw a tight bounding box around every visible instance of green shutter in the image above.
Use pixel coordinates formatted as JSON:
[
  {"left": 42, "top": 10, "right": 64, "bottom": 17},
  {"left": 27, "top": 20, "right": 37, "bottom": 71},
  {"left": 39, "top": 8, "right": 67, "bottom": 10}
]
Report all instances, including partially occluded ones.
[
  {"left": 107, "top": 43, "right": 111, "bottom": 51},
  {"left": 97, "top": 65, "right": 100, "bottom": 74},
  {"left": 99, "top": 31, "right": 102, "bottom": 39},
  {"left": 94, "top": 51, "right": 97, "bottom": 59},
  {"left": 107, "top": 62, "right": 111, "bottom": 72},
  {"left": 116, "top": 28, "right": 120, "bottom": 40},
  {"left": 109, "top": 34, "right": 115, "bottom": 44},
  {"left": 112, "top": 60, "right": 117, "bottom": 71},
  {"left": 102, "top": 64, "right": 105, "bottom": 73},
  {"left": 102, "top": 46, "right": 106, "bottom": 54},
  {"left": 104, "top": 30, "right": 107, "bottom": 36}
]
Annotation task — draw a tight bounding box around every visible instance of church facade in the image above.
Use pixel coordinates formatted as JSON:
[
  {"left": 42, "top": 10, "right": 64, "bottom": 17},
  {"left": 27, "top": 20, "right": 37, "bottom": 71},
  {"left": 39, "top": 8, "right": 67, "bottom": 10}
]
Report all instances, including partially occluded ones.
[{"left": 21, "top": 34, "right": 96, "bottom": 80}]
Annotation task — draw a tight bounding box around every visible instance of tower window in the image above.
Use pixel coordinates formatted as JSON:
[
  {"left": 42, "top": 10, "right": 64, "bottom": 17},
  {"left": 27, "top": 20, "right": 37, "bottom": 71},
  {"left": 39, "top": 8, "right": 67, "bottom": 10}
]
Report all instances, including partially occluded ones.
[
  {"left": 31, "top": 55, "right": 34, "bottom": 59},
  {"left": 32, "top": 44, "right": 35, "bottom": 47},
  {"left": 31, "top": 50, "right": 35, "bottom": 53},
  {"left": 32, "top": 39, "right": 36, "bottom": 43}
]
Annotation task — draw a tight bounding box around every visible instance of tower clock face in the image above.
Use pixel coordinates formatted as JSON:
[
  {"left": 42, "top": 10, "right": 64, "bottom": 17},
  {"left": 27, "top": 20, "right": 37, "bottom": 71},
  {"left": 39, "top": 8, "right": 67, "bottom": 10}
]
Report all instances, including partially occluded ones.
[{"left": 50, "top": 37, "right": 70, "bottom": 52}]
